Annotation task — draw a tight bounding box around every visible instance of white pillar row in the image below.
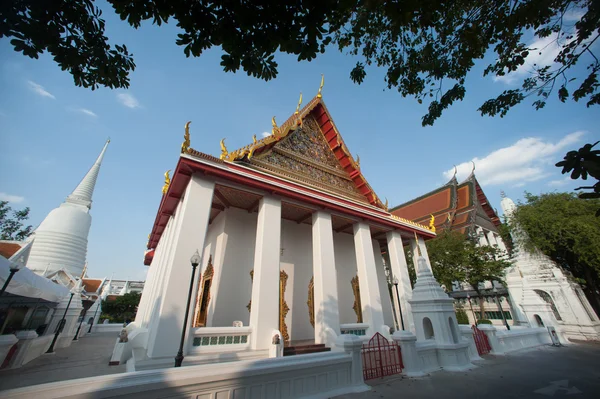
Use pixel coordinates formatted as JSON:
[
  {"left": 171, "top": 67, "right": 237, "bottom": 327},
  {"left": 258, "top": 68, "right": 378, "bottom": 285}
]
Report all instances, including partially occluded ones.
[
  {"left": 476, "top": 226, "right": 488, "bottom": 246},
  {"left": 353, "top": 222, "right": 385, "bottom": 336},
  {"left": 494, "top": 233, "right": 509, "bottom": 253},
  {"left": 312, "top": 211, "right": 340, "bottom": 346},
  {"left": 386, "top": 231, "right": 415, "bottom": 333},
  {"left": 137, "top": 220, "right": 171, "bottom": 328},
  {"left": 486, "top": 230, "right": 498, "bottom": 249},
  {"left": 144, "top": 212, "right": 178, "bottom": 330},
  {"left": 410, "top": 236, "right": 433, "bottom": 274},
  {"left": 146, "top": 175, "right": 215, "bottom": 358},
  {"left": 249, "top": 196, "right": 282, "bottom": 350}
]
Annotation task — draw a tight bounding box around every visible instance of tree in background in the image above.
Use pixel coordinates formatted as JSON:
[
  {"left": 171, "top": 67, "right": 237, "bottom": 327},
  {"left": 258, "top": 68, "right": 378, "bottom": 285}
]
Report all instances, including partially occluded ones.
[
  {"left": 0, "top": 201, "right": 33, "bottom": 241},
  {"left": 101, "top": 292, "right": 141, "bottom": 323},
  {"left": 507, "top": 192, "right": 600, "bottom": 315}
]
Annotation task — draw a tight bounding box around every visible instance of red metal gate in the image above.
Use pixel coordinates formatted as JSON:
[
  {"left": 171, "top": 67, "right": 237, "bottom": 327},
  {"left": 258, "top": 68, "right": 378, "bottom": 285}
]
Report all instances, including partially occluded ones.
[
  {"left": 472, "top": 325, "right": 491, "bottom": 355},
  {"left": 361, "top": 333, "right": 403, "bottom": 380}
]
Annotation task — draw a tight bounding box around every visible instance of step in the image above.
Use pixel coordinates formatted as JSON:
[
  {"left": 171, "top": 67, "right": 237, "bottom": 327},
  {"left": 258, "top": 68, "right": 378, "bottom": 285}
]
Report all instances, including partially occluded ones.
[{"left": 283, "top": 344, "right": 331, "bottom": 356}]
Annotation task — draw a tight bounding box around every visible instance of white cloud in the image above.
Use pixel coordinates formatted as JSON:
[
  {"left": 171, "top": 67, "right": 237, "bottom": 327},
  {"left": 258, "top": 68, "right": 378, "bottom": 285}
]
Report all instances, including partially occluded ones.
[
  {"left": 76, "top": 108, "right": 98, "bottom": 117},
  {"left": 547, "top": 177, "right": 571, "bottom": 187},
  {"left": 116, "top": 92, "right": 140, "bottom": 109},
  {"left": 443, "top": 131, "right": 585, "bottom": 186},
  {"left": 27, "top": 80, "right": 55, "bottom": 99},
  {"left": 261, "top": 132, "right": 271, "bottom": 138},
  {"left": 0, "top": 192, "right": 25, "bottom": 203}
]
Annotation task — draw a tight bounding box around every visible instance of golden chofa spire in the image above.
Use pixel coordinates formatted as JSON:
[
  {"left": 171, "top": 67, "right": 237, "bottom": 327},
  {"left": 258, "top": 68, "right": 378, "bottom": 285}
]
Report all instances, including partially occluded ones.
[
  {"left": 220, "top": 138, "right": 228, "bottom": 160},
  {"left": 162, "top": 170, "right": 171, "bottom": 194},
  {"left": 295, "top": 92, "right": 303, "bottom": 115},
  {"left": 429, "top": 214, "right": 436, "bottom": 233},
  {"left": 181, "top": 121, "right": 191, "bottom": 154},
  {"left": 317, "top": 74, "right": 324, "bottom": 98}
]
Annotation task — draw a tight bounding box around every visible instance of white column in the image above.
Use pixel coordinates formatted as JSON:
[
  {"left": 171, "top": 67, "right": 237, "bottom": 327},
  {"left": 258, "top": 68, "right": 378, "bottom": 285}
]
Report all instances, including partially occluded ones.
[
  {"left": 486, "top": 231, "right": 497, "bottom": 248},
  {"left": 476, "top": 227, "right": 488, "bottom": 246},
  {"left": 386, "top": 231, "right": 415, "bottom": 333},
  {"left": 146, "top": 175, "right": 215, "bottom": 358},
  {"left": 249, "top": 196, "right": 282, "bottom": 350},
  {"left": 353, "top": 222, "right": 385, "bottom": 335},
  {"left": 312, "top": 211, "right": 340, "bottom": 345},
  {"left": 494, "top": 233, "right": 509, "bottom": 253}
]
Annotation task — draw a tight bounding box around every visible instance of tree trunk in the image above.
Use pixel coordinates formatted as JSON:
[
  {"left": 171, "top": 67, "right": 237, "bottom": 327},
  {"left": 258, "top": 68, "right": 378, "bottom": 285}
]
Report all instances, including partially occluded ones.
[{"left": 479, "top": 295, "right": 486, "bottom": 319}]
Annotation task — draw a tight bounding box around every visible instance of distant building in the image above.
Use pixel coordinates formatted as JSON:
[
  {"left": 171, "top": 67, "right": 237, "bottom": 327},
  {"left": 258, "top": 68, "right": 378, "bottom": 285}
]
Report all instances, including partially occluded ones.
[{"left": 390, "top": 171, "right": 600, "bottom": 340}]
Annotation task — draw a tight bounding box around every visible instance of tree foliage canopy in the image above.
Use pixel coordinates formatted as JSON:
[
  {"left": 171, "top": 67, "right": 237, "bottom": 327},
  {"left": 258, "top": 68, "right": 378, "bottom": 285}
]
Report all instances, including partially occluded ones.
[
  {"left": 507, "top": 192, "right": 600, "bottom": 310},
  {"left": 101, "top": 292, "right": 141, "bottom": 323},
  {"left": 2, "top": 0, "right": 598, "bottom": 124},
  {"left": 0, "top": 201, "right": 33, "bottom": 241}
]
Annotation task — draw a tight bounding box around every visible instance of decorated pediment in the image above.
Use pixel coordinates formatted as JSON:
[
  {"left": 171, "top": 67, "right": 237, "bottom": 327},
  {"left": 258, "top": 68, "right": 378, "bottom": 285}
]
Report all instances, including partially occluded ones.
[{"left": 247, "top": 115, "right": 368, "bottom": 202}]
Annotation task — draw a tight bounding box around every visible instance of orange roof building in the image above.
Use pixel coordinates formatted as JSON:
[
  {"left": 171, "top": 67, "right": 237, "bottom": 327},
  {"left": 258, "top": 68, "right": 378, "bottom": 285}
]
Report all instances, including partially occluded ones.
[{"left": 390, "top": 171, "right": 503, "bottom": 242}]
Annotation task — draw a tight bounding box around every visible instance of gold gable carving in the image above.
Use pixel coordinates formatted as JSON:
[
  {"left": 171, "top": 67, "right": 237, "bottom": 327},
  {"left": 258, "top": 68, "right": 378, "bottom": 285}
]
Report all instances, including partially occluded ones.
[{"left": 249, "top": 116, "right": 367, "bottom": 202}]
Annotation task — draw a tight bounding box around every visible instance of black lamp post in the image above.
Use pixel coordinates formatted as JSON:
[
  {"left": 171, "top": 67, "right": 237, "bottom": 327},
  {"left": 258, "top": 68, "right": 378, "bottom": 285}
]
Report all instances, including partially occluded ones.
[
  {"left": 73, "top": 306, "right": 88, "bottom": 341},
  {"left": 174, "top": 250, "right": 201, "bottom": 368},
  {"left": 393, "top": 277, "right": 405, "bottom": 330},
  {"left": 46, "top": 291, "right": 75, "bottom": 354},
  {"left": 384, "top": 266, "right": 400, "bottom": 331},
  {"left": 467, "top": 293, "right": 478, "bottom": 326},
  {"left": 88, "top": 297, "right": 101, "bottom": 333},
  {"left": 0, "top": 258, "right": 25, "bottom": 298},
  {"left": 493, "top": 287, "right": 511, "bottom": 330}
]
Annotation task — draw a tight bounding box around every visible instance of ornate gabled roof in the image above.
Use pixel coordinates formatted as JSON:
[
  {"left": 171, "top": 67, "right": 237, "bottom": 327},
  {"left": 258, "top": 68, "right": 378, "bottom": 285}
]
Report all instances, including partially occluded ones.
[
  {"left": 223, "top": 96, "right": 386, "bottom": 208},
  {"left": 390, "top": 171, "right": 501, "bottom": 235}
]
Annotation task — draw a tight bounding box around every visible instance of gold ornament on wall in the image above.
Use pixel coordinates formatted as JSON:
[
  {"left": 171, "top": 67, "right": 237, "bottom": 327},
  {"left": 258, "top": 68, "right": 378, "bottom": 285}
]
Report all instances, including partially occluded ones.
[
  {"left": 280, "top": 270, "right": 290, "bottom": 343},
  {"left": 429, "top": 214, "right": 436, "bottom": 233},
  {"left": 351, "top": 275, "right": 363, "bottom": 323},
  {"left": 308, "top": 276, "right": 315, "bottom": 328}
]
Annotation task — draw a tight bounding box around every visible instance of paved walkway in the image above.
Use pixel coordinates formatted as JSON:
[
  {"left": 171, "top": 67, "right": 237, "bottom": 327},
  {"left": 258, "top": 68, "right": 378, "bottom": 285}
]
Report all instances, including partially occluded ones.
[
  {"left": 0, "top": 332, "right": 126, "bottom": 391},
  {"left": 337, "top": 341, "right": 600, "bottom": 399}
]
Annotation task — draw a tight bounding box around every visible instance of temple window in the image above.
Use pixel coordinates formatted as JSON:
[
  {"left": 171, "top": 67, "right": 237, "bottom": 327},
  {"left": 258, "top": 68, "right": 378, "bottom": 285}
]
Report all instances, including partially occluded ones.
[
  {"left": 534, "top": 290, "right": 562, "bottom": 321},
  {"left": 194, "top": 255, "right": 214, "bottom": 327}
]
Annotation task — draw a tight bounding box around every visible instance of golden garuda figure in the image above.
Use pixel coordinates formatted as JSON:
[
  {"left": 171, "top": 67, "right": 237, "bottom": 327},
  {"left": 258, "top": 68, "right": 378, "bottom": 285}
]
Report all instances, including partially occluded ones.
[
  {"left": 181, "top": 121, "right": 191, "bottom": 153},
  {"left": 162, "top": 170, "right": 171, "bottom": 194},
  {"left": 429, "top": 214, "right": 436, "bottom": 233}
]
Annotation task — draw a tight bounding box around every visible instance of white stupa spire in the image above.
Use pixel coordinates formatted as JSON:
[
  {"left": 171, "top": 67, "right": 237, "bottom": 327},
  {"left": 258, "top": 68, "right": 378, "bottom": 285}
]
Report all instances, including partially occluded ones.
[
  {"left": 66, "top": 139, "right": 110, "bottom": 210},
  {"left": 26, "top": 140, "right": 110, "bottom": 278}
]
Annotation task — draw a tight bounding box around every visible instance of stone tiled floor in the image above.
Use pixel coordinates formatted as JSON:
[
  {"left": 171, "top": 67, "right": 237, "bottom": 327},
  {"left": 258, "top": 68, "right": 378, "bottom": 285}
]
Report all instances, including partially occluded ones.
[
  {"left": 336, "top": 341, "right": 600, "bottom": 399},
  {"left": 0, "top": 332, "right": 126, "bottom": 391}
]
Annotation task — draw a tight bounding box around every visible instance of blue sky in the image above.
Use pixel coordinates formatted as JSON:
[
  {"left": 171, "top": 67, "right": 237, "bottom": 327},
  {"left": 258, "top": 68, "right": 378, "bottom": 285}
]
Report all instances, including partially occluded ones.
[{"left": 1, "top": 2, "right": 598, "bottom": 281}]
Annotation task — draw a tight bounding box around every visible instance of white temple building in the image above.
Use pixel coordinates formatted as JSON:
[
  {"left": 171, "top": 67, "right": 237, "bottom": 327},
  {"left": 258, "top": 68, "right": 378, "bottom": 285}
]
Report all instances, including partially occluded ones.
[
  {"left": 501, "top": 195, "right": 600, "bottom": 341},
  {"left": 123, "top": 91, "right": 476, "bottom": 373}
]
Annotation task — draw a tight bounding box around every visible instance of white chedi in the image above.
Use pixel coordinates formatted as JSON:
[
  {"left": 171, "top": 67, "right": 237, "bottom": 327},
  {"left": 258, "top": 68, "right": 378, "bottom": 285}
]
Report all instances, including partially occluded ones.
[{"left": 26, "top": 140, "right": 110, "bottom": 277}]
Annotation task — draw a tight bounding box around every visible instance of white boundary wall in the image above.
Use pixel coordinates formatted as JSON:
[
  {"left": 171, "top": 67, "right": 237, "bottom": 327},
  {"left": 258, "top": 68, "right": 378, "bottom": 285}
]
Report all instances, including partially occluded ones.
[
  {"left": 478, "top": 325, "right": 552, "bottom": 355},
  {"left": 1, "top": 349, "right": 368, "bottom": 399}
]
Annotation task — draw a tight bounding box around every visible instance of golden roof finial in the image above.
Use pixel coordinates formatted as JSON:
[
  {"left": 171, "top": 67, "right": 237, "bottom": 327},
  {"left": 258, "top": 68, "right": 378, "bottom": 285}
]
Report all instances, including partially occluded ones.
[
  {"left": 162, "top": 170, "right": 171, "bottom": 194},
  {"left": 181, "top": 121, "right": 191, "bottom": 154},
  {"left": 356, "top": 154, "right": 360, "bottom": 168},
  {"left": 272, "top": 116, "right": 282, "bottom": 137},
  {"left": 295, "top": 92, "right": 303, "bottom": 115},
  {"left": 317, "top": 74, "right": 324, "bottom": 98},
  {"left": 384, "top": 197, "right": 389, "bottom": 211},
  {"left": 252, "top": 134, "right": 257, "bottom": 144},
  {"left": 220, "top": 139, "right": 228, "bottom": 160},
  {"left": 414, "top": 232, "right": 422, "bottom": 256},
  {"left": 429, "top": 214, "right": 436, "bottom": 233}
]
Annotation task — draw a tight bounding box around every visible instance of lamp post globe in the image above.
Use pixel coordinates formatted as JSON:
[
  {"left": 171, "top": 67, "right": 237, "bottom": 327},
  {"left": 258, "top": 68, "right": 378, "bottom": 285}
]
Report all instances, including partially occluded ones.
[{"left": 175, "top": 250, "right": 201, "bottom": 367}]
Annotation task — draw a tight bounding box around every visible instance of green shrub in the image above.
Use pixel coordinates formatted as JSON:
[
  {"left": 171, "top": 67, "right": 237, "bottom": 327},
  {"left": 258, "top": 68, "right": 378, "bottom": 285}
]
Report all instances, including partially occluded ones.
[
  {"left": 455, "top": 309, "right": 469, "bottom": 325},
  {"left": 477, "top": 319, "right": 493, "bottom": 325}
]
